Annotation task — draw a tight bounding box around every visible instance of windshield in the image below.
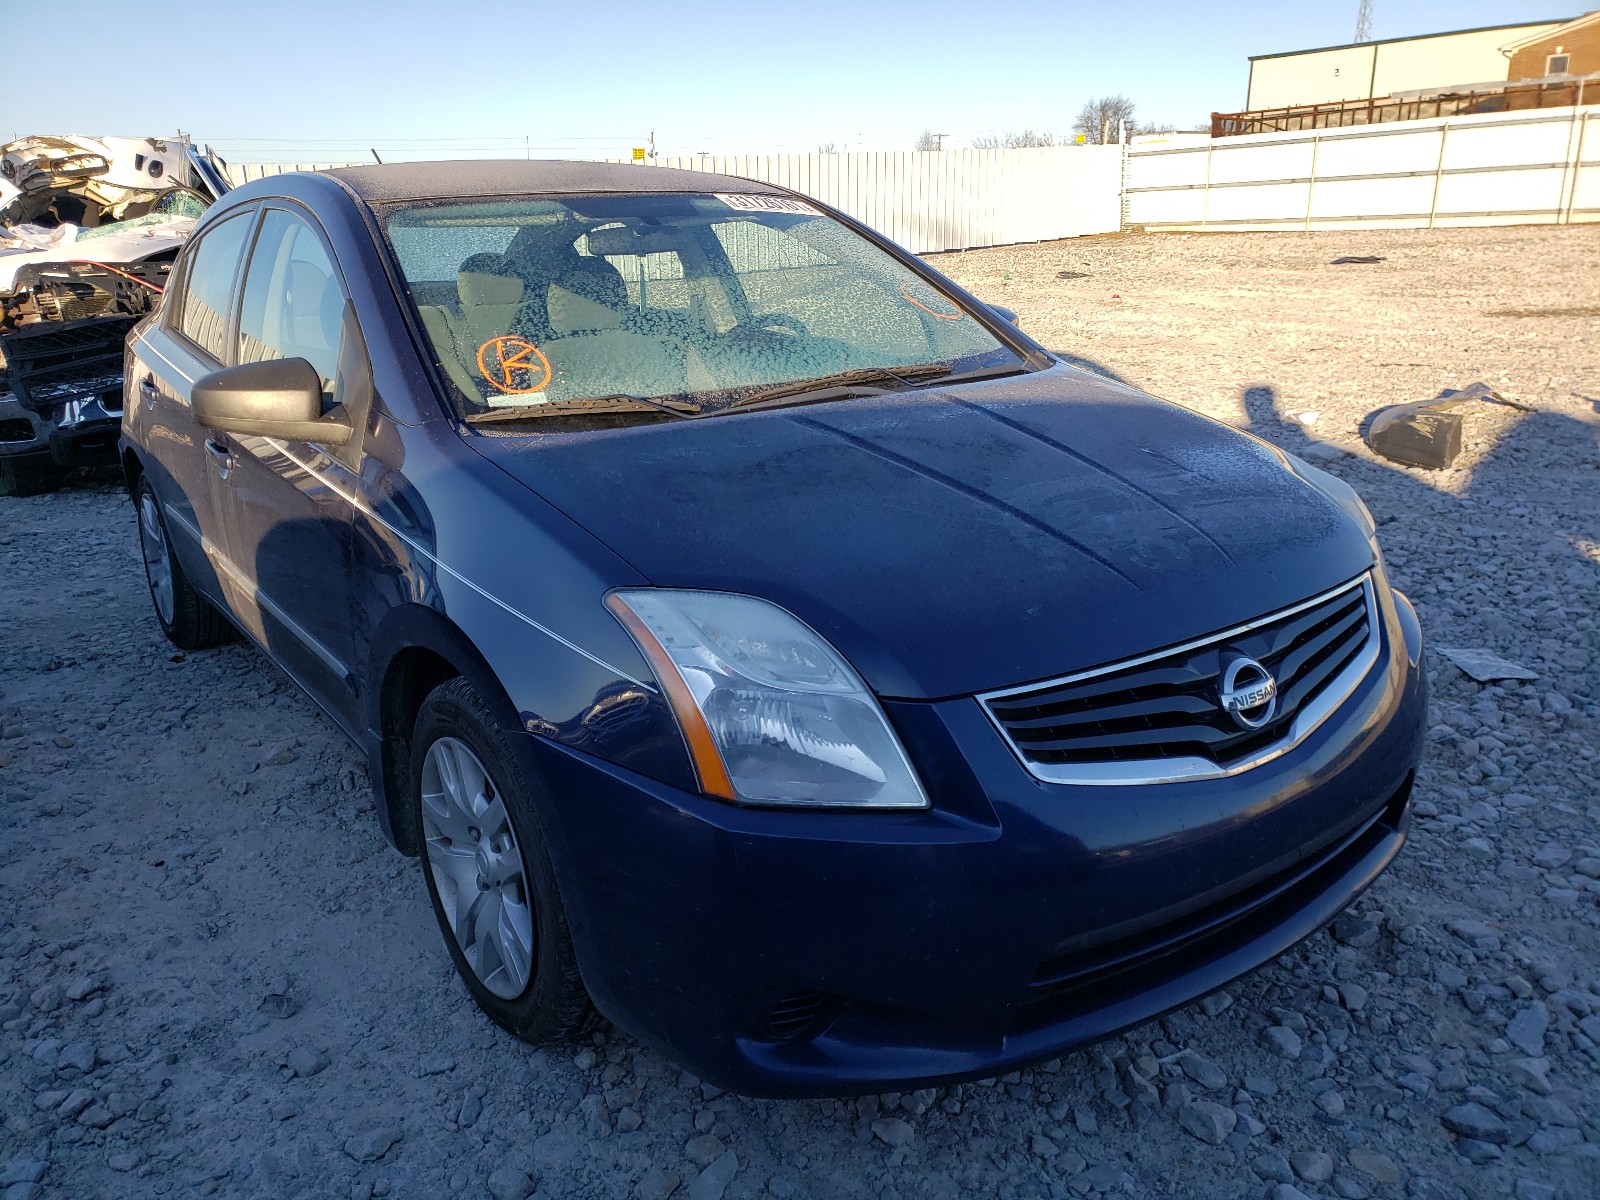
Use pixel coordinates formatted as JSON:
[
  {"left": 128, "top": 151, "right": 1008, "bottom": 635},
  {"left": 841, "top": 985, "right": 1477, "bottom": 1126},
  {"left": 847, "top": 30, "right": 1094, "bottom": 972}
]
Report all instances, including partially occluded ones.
[
  {"left": 380, "top": 192, "right": 1026, "bottom": 420},
  {"left": 75, "top": 189, "right": 209, "bottom": 242}
]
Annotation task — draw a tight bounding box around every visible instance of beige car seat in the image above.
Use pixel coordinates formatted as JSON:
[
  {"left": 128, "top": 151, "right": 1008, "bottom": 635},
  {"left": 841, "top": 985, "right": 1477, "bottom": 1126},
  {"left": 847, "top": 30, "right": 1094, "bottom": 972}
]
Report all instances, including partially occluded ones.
[{"left": 541, "top": 256, "right": 690, "bottom": 400}]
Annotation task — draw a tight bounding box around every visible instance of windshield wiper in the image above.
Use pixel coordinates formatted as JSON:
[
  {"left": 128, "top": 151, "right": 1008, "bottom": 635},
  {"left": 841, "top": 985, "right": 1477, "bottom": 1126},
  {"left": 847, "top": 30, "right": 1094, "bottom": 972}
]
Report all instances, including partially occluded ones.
[
  {"left": 464, "top": 393, "right": 702, "bottom": 424},
  {"left": 715, "top": 363, "right": 954, "bottom": 414}
]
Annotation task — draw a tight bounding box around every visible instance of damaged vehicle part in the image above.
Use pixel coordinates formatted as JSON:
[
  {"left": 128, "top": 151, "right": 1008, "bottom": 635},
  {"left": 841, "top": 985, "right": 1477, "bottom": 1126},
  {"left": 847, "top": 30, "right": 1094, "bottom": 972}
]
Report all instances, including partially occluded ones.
[
  {"left": 0, "top": 135, "right": 220, "bottom": 228},
  {"left": 1, "top": 186, "right": 208, "bottom": 328},
  {"left": 0, "top": 317, "right": 131, "bottom": 493}
]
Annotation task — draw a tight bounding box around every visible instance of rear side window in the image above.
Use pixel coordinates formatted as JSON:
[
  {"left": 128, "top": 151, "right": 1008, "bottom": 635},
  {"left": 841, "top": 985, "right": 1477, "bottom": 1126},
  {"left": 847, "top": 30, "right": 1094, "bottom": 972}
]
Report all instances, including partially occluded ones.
[
  {"left": 173, "top": 212, "right": 253, "bottom": 361},
  {"left": 236, "top": 208, "right": 346, "bottom": 400}
]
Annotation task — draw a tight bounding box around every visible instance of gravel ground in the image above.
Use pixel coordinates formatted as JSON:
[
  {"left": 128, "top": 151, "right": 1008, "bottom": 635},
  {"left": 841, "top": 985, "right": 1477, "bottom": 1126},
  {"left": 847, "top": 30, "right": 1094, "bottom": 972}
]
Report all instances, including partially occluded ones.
[{"left": 2, "top": 224, "right": 1598, "bottom": 1200}]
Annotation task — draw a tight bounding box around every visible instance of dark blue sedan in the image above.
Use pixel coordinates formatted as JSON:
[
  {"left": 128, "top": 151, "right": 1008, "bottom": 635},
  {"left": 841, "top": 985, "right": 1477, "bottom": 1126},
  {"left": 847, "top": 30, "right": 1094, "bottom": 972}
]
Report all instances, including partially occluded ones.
[{"left": 120, "top": 161, "right": 1426, "bottom": 1096}]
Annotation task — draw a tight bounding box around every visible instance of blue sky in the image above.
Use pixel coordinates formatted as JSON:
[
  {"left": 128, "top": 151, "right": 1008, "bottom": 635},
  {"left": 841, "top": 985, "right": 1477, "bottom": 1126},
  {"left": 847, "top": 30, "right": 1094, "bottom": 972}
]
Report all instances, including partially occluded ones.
[{"left": 8, "top": 1, "right": 1573, "bottom": 161}]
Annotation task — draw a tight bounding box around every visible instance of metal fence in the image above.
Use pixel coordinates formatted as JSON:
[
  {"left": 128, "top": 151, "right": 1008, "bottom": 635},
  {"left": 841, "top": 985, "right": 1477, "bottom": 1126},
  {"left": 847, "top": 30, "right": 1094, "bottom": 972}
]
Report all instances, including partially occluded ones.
[
  {"left": 1212, "top": 74, "right": 1597, "bottom": 137},
  {"left": 627, "top": 148, "right": 1126, "bottom": 254},
  {"left": 219, "top": 162, "right": 360, "bottom": 186},
  {"left": 1126, "top": 105, "right": 1599, "bottom": 231}
]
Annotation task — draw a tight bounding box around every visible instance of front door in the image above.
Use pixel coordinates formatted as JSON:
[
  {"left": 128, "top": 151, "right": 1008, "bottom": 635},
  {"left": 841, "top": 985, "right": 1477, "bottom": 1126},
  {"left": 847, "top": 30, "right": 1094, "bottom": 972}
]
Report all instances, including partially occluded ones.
[{"left": 207, "top": 204, "right": 369, "bottom": 735}]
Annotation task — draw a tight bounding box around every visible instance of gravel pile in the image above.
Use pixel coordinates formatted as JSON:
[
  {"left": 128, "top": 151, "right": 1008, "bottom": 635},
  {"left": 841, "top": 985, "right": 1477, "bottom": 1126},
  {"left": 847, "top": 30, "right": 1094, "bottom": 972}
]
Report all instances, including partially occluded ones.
[{"left": 2, "top": 224, "right": 1597, "bottom": 1200}]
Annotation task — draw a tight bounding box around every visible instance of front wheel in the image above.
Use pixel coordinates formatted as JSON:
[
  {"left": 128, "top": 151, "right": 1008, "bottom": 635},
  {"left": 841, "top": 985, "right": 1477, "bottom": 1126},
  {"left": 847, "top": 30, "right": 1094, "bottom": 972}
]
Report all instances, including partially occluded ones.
[{"left": 411, "top": 677, "right": 596, "bottom": 1043}]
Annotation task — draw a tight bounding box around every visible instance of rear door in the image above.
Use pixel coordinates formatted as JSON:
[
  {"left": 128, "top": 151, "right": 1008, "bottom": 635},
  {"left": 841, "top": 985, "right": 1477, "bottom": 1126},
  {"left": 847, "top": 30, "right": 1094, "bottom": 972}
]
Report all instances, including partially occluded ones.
[
  {"left": 207, "top": 203, "right": 369, "bottom": 735},
  {"left": 128, "top": 205, "right": 258, "bottom": 600}
]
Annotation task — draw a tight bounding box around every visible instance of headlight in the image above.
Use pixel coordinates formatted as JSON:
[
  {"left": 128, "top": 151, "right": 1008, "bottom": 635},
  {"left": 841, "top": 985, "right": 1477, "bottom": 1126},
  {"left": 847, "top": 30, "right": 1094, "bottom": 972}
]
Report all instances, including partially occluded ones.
[{"left": 606, "top": 589, "right": 929, "bottom": 810}]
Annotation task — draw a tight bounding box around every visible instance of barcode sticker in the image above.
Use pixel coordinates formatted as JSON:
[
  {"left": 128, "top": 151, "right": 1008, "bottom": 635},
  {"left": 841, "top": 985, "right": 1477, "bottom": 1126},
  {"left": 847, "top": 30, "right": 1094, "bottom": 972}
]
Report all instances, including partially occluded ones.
[{"left": 712, "top": 193, "right": 817, "bottom": 215}]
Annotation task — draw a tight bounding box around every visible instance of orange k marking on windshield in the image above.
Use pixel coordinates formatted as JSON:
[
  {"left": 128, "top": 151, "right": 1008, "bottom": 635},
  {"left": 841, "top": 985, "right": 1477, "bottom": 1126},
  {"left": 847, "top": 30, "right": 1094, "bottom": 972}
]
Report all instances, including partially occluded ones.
[{"left": 477, "top": 337, "right": 552, "bottom": 394}]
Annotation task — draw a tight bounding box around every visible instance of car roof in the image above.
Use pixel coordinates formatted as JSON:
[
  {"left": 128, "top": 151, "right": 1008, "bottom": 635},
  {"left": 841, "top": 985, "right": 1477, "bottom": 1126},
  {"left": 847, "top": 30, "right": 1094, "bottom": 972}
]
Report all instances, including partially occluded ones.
[{"left": 317, "top": 159, "right": 789, "bottom": 203}]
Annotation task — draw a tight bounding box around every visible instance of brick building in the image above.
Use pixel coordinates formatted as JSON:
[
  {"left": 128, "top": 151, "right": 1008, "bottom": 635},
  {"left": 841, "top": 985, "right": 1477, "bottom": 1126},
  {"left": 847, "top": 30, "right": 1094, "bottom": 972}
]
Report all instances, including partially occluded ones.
[{"left": 1504, "top": 10, "right": 1600, "bottom": 80}]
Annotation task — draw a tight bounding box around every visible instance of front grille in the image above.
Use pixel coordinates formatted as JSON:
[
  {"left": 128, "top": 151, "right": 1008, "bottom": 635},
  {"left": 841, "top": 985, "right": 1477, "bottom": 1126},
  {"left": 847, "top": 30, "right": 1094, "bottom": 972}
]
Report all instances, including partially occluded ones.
[{"left": 982, "top": 576, "right": 1376, "bottom": 782}]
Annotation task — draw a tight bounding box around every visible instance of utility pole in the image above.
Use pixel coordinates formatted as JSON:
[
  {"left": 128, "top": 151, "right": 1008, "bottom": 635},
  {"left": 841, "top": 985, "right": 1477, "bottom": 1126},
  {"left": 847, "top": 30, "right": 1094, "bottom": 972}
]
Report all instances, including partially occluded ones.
[
  {"left": 933, "top": 132, "right": 949, "bottom": 150},
  {"left": 1354, "top": 0, "right": 1374, "bottom": 43},
  {"left": 647, "top": 130, "right": 656, "bottom": 160}
]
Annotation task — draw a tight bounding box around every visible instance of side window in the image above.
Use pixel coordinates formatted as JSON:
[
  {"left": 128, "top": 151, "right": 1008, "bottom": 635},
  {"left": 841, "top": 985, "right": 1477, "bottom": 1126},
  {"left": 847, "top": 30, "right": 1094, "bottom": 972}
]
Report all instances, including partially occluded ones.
[
  {"left": 236, "top": 208, "right": 346, "bottom": 401},
  {"left": 171, "top": 211, "right": 253, "bottom": 361}
]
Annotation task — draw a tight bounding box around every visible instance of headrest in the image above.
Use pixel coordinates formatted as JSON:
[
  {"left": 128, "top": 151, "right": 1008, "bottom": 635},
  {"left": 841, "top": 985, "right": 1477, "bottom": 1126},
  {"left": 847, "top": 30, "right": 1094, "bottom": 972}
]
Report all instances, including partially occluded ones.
[
  {"left": 547, "top": 256, "right": 628, "bottom": 333},
  {"left": 458, "top": 269, "right": 523, "bottom": 309}
]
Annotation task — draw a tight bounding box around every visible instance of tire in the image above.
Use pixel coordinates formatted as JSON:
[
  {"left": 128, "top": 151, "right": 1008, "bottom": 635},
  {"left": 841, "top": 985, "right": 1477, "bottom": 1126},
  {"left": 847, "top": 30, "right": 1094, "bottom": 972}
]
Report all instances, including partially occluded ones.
[
  {"left": 134, "top": 477, "right": 232, "bottom": 649},
  {"left": 411, "top": 676, "right": 597, "bottom": 1044},
  {"left": 0, "top": 457, "right": 59, "bottom": 497}
]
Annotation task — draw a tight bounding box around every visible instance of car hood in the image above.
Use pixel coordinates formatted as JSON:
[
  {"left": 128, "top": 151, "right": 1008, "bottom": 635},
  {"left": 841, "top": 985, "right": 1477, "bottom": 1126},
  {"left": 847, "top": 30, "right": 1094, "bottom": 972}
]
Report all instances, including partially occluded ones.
[{"left": 468, "top": 366, "right": 1374, "bottom": 699}]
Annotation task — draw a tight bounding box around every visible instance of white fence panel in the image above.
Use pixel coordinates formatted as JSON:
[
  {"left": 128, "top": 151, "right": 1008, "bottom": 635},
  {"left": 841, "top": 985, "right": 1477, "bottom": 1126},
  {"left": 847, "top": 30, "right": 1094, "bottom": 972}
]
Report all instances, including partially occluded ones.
[
  {"left": 640, "top": 146, "right": 1123, "bottom": 254},
  {"left": 1125, "top": 107, "right": 1599, "bottom": 231},
  {"left": 220, "top": 161, "right": 361, "bottom": 186}
]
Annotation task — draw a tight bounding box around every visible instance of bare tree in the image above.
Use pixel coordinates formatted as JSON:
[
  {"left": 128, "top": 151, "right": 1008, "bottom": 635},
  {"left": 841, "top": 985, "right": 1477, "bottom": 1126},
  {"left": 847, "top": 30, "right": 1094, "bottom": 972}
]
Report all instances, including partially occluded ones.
[
  {"left": 970, "top": 129, "right": 1056, "bottom": 149},
  {"left": 913, "top": 130, "right": 942, "bottom": 151},
  {"left": 1073, "top": 96, "right": 1138, "bottom": 144}
]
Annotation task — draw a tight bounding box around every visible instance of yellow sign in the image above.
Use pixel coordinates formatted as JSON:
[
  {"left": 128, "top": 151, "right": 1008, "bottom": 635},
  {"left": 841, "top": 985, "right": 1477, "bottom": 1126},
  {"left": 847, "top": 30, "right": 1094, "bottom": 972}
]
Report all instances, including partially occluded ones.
[
  {"left": 632, "top": 147, "right": 646, "bottom": 162},
  {"left": 1075, "top": 134, "right": 1087, "bottom": 145}
]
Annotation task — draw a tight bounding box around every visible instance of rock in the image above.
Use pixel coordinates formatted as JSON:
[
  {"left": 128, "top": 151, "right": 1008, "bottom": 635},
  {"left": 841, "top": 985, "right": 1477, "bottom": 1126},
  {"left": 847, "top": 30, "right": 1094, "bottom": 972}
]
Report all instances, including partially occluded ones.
[
  {"left": 1180, "top": 1054, "right": 1228, "bottom": 1090},
  {"left": 420, "top": 1052, "right": 454, "bottom": 1076},
  {"left": 871, "top": 1118, "right": 914, "bottom": 1148},
  {"left": 286, "top": 1047, "right": 329, "bottom": 1077},
  {"left": 1331, "top": 916, "right": 1380, "bottom": 947},
  {"left": 57, "top": 1088, "right": 94, "bottom": 1117},
  {"left": 683, "top": 1152, "right": 737, "bottom": 1200},
  {"left": 1505, "top": 1003, "right": 1549, "bottom": 1057},
  {"left": 1290, "top": 1150, "right": 1334, "bottom": 1182},
  {"left": 343, "top": 1127, "right": 402, "bottom": 1163},
  {"left": 1252, "top": 1153, "right": 1294, "bottom": 1184},
  {"left": 1271, "top": 1186, "right": 1313, "bottom": 1200},
  {"left": 77, "top": 1104, "right": 114, "bottom": 1128},
  {"left": 258, "top": 994, "right": 299, "bottom": 1019},
  {"left": 29, "top": 985, "right": 61, "bottom": 1013},
  {"left": 1441, "top": 1102, "right": 1509, "bottom": 1144},
  {"left": 1176, "top": 1099, "right": 1236, "bottom": 1145},
  {"left": 637, "top": 1167, "right": 681, "bottom": 1200},
  {"left": 1262, "top": 1025, "right": 1303, "bottom": 1059},
  {"left": 458, "top": 1090, "right": 482, "bottom": 1128},
  {"left": 616, "top": 1108, "right": 643, "bottom": 1134},
  {"left": 1513, "top": 1180, "right": 1555, "bottom": 1200},
  {"left": 1315, "top": 1090, "right": 1346, "bottom": 1117},
  {"left": 1346, "top": 1145, "right": 1403, "bottom": 1184},
  {"left": 1505, "top": 1056, "right": 1552, "bottom": 1095},
  {"left": 262, "top": 746, "right": 298, "bottom": 765},
  {"left": 106, "top": 1152, "right": 140, "bottom": 1172},
  {"left": 486, "top": 1167, "right": 534, "bottom": 1200},
  {"left": 684, "top": 1135, "right": 724, "bottom": 1167},
  {"left": 1029, "top": 1134, "right": 1058, "bottom": 1158},
  {"left": 65, "top": 974, "right": 104, "bottom": 1001},
  {"left": 0, "top": 1165, "right": 45, "bottom": 1187}
]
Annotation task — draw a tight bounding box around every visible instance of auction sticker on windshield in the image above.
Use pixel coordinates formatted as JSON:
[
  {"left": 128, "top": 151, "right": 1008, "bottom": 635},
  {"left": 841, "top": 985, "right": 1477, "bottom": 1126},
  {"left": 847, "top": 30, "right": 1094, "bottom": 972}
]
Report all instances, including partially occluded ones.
[
  {"left": 477, "top": 337, "right": 552, "bottom": 395},
  {"left": 712, "top": 193, "right": 816, "bottom": 215}
]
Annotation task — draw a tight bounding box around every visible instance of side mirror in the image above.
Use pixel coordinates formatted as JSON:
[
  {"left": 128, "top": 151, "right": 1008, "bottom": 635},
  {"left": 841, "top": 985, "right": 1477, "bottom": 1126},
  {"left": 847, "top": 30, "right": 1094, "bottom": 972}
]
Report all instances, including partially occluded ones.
[
  {"left": 192, "top": 358, "right": 352, "bottom": 445},
  {"left": 988, "top": 304, "right": 1021, "bottom": 326}
]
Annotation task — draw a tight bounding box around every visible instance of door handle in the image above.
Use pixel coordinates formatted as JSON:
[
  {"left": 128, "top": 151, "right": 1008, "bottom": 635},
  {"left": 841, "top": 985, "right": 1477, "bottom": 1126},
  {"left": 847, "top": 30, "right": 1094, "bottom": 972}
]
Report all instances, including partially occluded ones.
[
  {"left": 204, "top": 437, "right": 233, "bottom": 462},
  {"left": 138, "top": 377, "right": 159, "bottom": 397}
]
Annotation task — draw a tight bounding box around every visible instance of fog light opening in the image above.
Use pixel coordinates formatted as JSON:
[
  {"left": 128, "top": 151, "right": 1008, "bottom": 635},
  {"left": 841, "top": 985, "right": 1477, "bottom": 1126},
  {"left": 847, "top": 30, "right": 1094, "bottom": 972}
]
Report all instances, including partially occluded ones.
[{"left": 755, "top": 989, "right": 835, "bottom": 1043}]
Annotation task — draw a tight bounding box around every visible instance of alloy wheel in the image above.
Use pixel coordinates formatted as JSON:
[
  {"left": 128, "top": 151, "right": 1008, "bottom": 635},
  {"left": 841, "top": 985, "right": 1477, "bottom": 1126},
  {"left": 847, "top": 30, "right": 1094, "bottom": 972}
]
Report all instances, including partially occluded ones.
[
  {"left": 420, "top": 736, "right": 535, "bottom": 999},
  {"left": 138, "top": 492, "right": 175, "bottom": 626}
]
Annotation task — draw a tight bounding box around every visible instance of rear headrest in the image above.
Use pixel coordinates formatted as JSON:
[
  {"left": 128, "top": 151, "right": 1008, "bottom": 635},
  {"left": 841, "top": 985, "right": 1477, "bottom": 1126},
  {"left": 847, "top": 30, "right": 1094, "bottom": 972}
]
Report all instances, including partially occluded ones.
[{"left": 548, "top": 256, "right": 628, "bottom": 333}]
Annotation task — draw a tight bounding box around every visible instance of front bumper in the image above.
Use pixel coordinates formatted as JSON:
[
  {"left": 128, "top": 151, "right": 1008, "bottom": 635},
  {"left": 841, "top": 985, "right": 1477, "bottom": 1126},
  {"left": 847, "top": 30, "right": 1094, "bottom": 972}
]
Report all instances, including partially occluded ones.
[
  {"left": 0, "top": 392, "right": 122, "bottom": 467},
  {"left": 527, "top": 587, "right": 1427, "bottom": 1097}
]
